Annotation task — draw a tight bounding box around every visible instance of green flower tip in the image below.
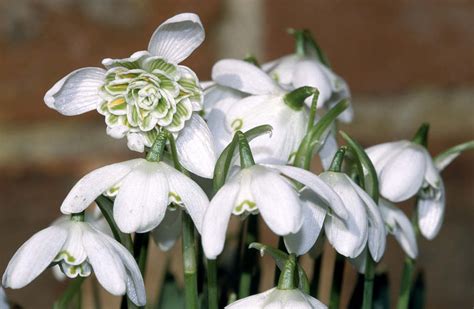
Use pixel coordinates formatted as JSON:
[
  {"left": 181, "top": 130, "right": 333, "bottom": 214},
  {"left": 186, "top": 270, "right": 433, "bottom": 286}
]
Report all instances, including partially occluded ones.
[
  {"left": 412, "top": 123, "right": 430, "bottom": 147},
  {"left": 328, "top": 146, "right": 347, "bottom": 173},
  {"left": 283, "top": 86, "right": 316, "bottom": 111},
  {"left": 277, "top": 253, "right": 297, "bottom": 290}
]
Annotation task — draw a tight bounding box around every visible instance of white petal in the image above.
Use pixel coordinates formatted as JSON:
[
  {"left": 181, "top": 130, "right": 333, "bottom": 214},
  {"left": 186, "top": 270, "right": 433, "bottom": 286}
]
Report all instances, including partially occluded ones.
[
  {"left": 318, "top": 129, "right": 338, "bottom": 171},
  {"left": 151, "top": 208, "right": 182, "bottom": 251},
  {"left": 2, "top": 225, "right": 67, "bottom": 288},
  {"left": 418, "top": 180, "right": 445, "bottom": 240},
  {"left": 263, "top": 55, "right": 299, "bottom": 88},
  {"left": 366, "top": 140, "right": 410, "bottom": 175},
  {"left": 212, "top": 59, "right": 282, "bottom": 95},
  {"left": 251, "top": 166, "right": 302, "bottom": 235},
  {"left": 126, "top": 132, "right": 147, "bottom": 153},
  {"left": 114, "top": 161, "right": 169, "bottom": 233},
  {"left": 424, "top": 152, "right": 441, "bottom": 189},
  {"left": 58, "top": 223, "right": 87, "bottom": 265},
  {"left": 203, "top": 84, "right": 245, "bottom": 115},
  {"left": 379, "top": 199, "right": 418, "bottom": 259},
  {"left": 202, "top": 179, "right": 240, "bottom": 259},
  {"left": 321, "top": 172, "right": 368, "bottom": 258},
  {"left": 148, "top": 13, "right": 204, "bottom": 63},
  {"left": 175, "top": 114, "right": 216, "bottom": 178},
  {"left": 269, "top": 165, "right": 348, "bottom": 220},
  {"left": 82, "top": 227, "right": 127, "bottom": 296},
  {"left": 101, "top": 231, "right": 147, "bottom": 306},
  {"left": 61, "top": 159, "right": 144, "bottom": 214},
  {"left": 380, "top": 144, "right": 427, "bottom": 202},
  {"left": 227, "top": 95, "right": 307, "bottom": 165},
  {"left": 44, "top": 67, "right": 105, "bottom": 115},
  {"left": 284, "top": 191, "right": 326, "bottom": 256},
  {"left": 163, "top": 163, "right": 209, "bottom": 234},
  {"left": 349, "top": 178, "right": 386, "bottom": 261},
  {"left": 225, "top": 287, "right": 274, "bottom": 308},
  {"left": 292, "top": 59, "right": 332, "bottom": 108},
  {"left": 350, "top": 248, "right": 367, "bottom": 274}
]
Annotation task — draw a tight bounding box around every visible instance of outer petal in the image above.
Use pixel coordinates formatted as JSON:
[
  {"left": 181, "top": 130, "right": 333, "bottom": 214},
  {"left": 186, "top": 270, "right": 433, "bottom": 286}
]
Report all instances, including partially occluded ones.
[
  {"left": 269, "top": 165, "right": 348, "bottom": 220},
  {"left": 163, "top": 163, "right": 209, "bottom": 234},
  {"left": 114, "top": 161, "right": 169, "bottom": 233},
  {"left": 61, "top": 159, "right": 144, "bottom": 214},
  {"left": 251, "top": 166, "right": 302, "bottom": 235},
  {"left": 100, "top": 231, "right": 147, "bottom": 306},
  {"left": 202, "top": 178, "right": 240, "bottom": 259},
  {"left": 2, "top": 225, "right": 67, "bottom": 288},
  {"left": 418, "top": 180, "right": 445, "bottom": 240},
  {"left": 379, "top": 144, "right": 427, "bottom": 202},
  {"left": 151, "top": 208, "right": 182, "bottom": 251},
  {"left": 212, "top": 59, "right": 282, "bottom": 95},
  {"left": 318, "top": 129, "right": 338, "bottom": 171},
  {"left": 225, "top": 287, "right": 274, "bottom": 308},
  {"left": 366, "top": 140, "right": 410, "bottom": 175},
  {"left": 82, "top": 227, "right": 127, "bottom": 297},
  {"left": 148, "top": 13, "right": 204, "bottom": 63},
  {"left": 379, "top": 199, "right": 418, "bottom": 259},
  {"left": 349, "top": 177, "right": 386, "bottom": 261},
  {"left": 263, "top": 55, "right": 299, "bottom": 88},
  {"left": 321, "top": 172, "right": 368, "bottom": 258},
  {"left": 292, "top": 59, "right": 332, "bottom": 108},
  {"left": 176, "top": 114, "right": 216, "bottom": 178},
  {"left": 44, "top": 67, "right": 105, "bottom": 115},
  {"left": 284, "top": 191, "right": 326, "bottom": 256}
]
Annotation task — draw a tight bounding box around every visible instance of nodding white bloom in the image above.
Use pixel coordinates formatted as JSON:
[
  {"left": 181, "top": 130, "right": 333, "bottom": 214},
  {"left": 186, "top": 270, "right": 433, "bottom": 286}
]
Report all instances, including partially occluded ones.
[
  {"left": 202, "top": 164, "right": 348, "bottom": 259},
  {"left": 262, "top": 55, "right": 353, "bottom": 123},
  {"left": 314, "top": 171, "right": 386, "bottom": 261},
  {"left": 43, "top": 13, "right": 215, "bottom": 177},
  {"left": 225, "top": 287, "right": 327, "bottom": 309},
  {"left": 379, "top": 199, "right": 418, "bottom": 259},
  {"left": 2, "top": 218, "right": 146, "bottom": 306},
  {"left": 366, "top": 140, "right": 445, "bottom": 239},
  {"left": 209, "top": 59, "right": 309, "bottom": 165},
  {"left": 60, "top": 158, "right": 209, "bottom": 234}
]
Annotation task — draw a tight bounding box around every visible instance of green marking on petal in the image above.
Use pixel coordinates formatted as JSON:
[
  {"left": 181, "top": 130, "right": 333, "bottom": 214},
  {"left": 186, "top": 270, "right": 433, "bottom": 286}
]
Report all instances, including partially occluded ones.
[
  {"left": 231, "top": 119, "right": 243, "bottom": 131},
  {"left": 233, "top": 200, "right": 257, "bottom": 215},
  {"left": 169, "top": 192, "right": 182, "bottom": 204}
]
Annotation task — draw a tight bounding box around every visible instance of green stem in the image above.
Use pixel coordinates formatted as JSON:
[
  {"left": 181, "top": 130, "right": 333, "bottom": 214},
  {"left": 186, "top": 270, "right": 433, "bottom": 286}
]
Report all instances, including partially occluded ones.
[
  {"left": 309, "top": 255, "right": 322, "bottom": 297},
  {"left": 362, "top": 255, "right": 376, "bottom": 309},
  {"left": 328, "top": 147, "right": 347, "bottom": 172},
  {"left": 236, "top": 131, "right": 256, "bottom": 168},
  {"left": 53, "top": 277, "right": 85, "bottom": 309},
  {"left": 277, "top": 254, "right": 297, "bottom": 290},
  {"left": 182, "top": 212, "right": 198, "bottom": 309},
  {"left": 133, "top": 232, "right": 149, "bottom": 276},
  {"left": 207, "top": 259, "right": 219, "bottom": 309},
  {"left": 238, "top": 215, "right": 259, "bottom": 298},
  {"left": 273, "top": 237, "right": 287, "bottom": 286},
  {"left": 306, "top": 90, "right": 320, "bottom": 134},
  {"left": 329, "top": 253, "right": 345, "bottom": 309},
  {"left": 283, "top": 86, "right": 316, "bottom": 111},
  {"left": 146, "top": 130, "right": 169, "bottom": 162},
  {"left": 397, "top": 257, "right": 415, "bottom": 309}
]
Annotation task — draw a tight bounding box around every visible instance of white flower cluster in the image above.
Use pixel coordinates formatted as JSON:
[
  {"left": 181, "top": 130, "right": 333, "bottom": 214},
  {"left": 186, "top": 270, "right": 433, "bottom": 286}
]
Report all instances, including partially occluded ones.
[{"left": 2, "top": 12, "right": 470, "bottom": 309}]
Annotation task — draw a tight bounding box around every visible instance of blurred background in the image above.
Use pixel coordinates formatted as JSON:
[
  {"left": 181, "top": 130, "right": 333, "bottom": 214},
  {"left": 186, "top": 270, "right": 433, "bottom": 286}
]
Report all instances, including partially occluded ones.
[{"left": 0, "top": 0, "right": 473, "bottom": 307}]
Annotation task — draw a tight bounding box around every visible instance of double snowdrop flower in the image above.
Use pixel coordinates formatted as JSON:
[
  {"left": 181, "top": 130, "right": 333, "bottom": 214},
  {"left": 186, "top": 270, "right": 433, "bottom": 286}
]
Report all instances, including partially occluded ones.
[
  {"left": 44, "top": 13, "right": 215, "bottom": 178},
  {"left": 262, "top": 54, "right": 353, "bottom": 123},
  {"left": 226, "top": 287, "right": 327, "bottom": 308},
  {"left": 207, "top": 59, "right": 310, "bottom": 165},
  {"left": 61, "top": 158, "right": 209, "bottom": 235},
  {"left": 366, "top": 140, "right": 443, "bottom": 239},
  {"left": 2, "top": 216, "right": 146, "bottom": 306},
  {"left": 202, "top": 164, "right": 348, "bottom": 259}
]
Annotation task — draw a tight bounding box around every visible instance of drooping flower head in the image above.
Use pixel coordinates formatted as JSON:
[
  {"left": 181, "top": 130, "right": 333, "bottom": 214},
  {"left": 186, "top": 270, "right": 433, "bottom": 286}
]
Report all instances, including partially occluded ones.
[
  {"left": 60, "top": 158, "right": 209, "bottom": 235},
  {"left": 2, "top": 217, "right": 146, "bottom": 306},
  {"left": 44, "top": 13, "right": 215, "bottom": 177}
]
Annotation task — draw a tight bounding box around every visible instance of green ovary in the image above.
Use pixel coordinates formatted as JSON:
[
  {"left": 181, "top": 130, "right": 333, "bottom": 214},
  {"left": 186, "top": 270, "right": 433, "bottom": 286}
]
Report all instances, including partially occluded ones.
[{"left": 98, "top": 56, "right": 203, "bottom": 148}]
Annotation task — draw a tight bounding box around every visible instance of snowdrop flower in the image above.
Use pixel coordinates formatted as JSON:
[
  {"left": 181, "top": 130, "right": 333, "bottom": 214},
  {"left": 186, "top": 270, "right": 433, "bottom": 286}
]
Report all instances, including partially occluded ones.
[
  {"left": 44, "top": 13, "right": 215, "bottom": 177},
  {"left": 318, "top": 171, "right": 386, "bottom": 261},
  {"left": 2, "top": 216, "right": 146, "bottom": 306},
  {"left": 226, "top": 287, "right": 326, "bottom": 308},
  {"left": 60, "top": 158, "right": 208, "bottom": 234},
  {"left": 366, "top": 139, "right": 448, "bottom": 240},
  {"left": 209, "top": 59, "right": 311, "bottom": 165},
  {"left": 379, "top": 199, "right": 418, "bottom": 258},
  {"left": 202, "top": 164, "right": 348, "bottom": 259},
  {"left": 262, "top": 55, "right": 352, "bottom": 123}
]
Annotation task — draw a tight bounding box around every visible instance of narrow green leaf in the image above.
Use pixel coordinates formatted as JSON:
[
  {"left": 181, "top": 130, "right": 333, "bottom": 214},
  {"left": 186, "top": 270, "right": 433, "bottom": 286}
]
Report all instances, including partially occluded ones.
[
  {"left": 294, "top": 99, "right": 349, "bottom": 170},
  {"left": 434, "top": 140, "right": 474, "bottom": 171}
]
